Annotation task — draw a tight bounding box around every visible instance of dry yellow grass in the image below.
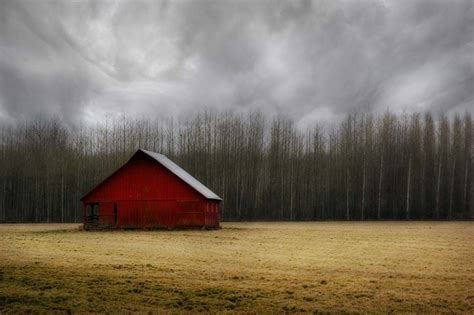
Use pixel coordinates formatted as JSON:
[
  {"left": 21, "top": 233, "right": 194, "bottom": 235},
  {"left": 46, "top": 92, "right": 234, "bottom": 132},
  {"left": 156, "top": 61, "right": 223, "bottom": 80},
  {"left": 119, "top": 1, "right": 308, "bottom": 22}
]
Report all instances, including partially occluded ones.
[{"left": 0, "top": 222, "right": 473, "bottom": 313}]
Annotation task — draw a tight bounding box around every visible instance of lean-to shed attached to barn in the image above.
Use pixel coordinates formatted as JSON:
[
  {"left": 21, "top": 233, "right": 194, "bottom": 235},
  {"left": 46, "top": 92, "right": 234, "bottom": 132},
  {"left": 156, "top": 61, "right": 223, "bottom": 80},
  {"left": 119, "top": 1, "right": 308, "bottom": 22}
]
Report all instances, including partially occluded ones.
[{"left": 80, "top": 149, "right": 222, "bottom": 230}]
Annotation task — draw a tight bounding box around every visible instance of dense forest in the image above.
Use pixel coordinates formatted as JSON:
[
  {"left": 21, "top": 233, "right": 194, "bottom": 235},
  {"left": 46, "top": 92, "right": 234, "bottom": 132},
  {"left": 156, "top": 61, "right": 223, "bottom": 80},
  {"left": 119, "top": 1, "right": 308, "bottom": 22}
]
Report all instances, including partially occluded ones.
[{"left": 0, "top": 110, "right": 472, "bottom": 222}]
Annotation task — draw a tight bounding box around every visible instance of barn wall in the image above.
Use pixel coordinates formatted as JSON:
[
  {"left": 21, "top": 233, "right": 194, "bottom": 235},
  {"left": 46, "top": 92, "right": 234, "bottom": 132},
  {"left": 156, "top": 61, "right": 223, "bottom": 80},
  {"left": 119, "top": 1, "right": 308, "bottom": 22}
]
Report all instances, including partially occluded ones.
[
  {"left": 115, "top": 200, "right": 208, "bottom": 228},
  {"left": 204, "top": 201, "right": 220, "bottom": 228},
  {"left": 98, "top": 202, "right": 115, "bottom": 226},
  {"left": 84, "top": 199, "right": 220, "bottom": 229}
]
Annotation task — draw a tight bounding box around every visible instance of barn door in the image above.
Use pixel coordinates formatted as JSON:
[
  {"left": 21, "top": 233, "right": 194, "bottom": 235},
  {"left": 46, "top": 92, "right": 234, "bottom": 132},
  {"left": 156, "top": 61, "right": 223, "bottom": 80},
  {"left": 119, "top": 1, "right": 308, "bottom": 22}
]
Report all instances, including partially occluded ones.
[
  {"left": 85, "top": 203, "right": 99, "bottom": 229},
  {"left": 98, "top": 202, "right": 115, "bottom": 227},
  {"left": 205, "top": 203, "right": 218, "bottom": 228}
]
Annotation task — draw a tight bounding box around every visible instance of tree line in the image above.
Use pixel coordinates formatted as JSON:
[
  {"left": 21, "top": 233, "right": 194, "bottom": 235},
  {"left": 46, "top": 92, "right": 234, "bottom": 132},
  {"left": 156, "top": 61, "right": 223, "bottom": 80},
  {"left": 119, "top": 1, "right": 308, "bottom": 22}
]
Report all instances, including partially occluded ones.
[{"left": 0, "top": 110, "right": 472, "bottom": 222}]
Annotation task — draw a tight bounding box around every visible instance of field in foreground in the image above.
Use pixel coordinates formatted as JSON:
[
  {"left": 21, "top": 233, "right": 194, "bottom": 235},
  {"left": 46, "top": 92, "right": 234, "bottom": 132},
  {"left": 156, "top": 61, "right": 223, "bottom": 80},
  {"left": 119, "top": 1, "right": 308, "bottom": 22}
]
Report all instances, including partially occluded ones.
[{"left": 0, "top": 222, "right": 473, "bottom": 313}]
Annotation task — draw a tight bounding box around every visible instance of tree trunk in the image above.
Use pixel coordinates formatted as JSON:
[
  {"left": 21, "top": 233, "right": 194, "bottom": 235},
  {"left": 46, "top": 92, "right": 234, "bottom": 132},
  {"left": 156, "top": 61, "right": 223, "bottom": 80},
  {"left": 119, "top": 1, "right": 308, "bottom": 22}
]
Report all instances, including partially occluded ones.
[
  {"left": 463, "top": 160, "right": 469, "bottom": 215},
  {"left": 435, "top": 157, "right": 442, "bottom": 219},
  {"left": 377, "top": 154, "right": 384, "bottom": 220},
  {"left": 406, "top": 156, "right": 412, "bottom": 220},
  {"left": 361, "top": 166, "right": 366, "bottom": 220},
  {"left": 346, "top": 167, "right": 350, "bottom": 220},
  {"left": 61, "top": 175, "right": 64, "bottom": 223},
  {"left": 449, "top": 161, "right": 455, "bottom": 219}
]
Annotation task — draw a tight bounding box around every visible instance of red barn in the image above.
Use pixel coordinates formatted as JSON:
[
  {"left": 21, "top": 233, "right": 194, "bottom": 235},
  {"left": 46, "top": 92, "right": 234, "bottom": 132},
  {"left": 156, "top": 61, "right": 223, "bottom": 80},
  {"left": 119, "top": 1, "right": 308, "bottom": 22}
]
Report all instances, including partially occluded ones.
[{"left": 80, "top": 149, "right": 222, "bottom": 230}]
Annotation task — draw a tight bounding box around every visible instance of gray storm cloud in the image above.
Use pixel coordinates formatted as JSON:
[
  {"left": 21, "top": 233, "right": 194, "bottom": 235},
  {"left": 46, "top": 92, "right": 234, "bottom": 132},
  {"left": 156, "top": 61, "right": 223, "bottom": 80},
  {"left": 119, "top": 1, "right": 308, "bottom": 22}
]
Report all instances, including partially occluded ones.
[{"left": 0, "top": 0, "right": 472, "bottom": 126}]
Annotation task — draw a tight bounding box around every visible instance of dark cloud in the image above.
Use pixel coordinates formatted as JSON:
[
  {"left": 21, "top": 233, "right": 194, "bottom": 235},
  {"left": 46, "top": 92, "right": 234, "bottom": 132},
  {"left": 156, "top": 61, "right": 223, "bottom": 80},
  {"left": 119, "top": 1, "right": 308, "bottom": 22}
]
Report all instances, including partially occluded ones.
[{"left": 0, "top": 0, "right": 472, "bottom": 126}]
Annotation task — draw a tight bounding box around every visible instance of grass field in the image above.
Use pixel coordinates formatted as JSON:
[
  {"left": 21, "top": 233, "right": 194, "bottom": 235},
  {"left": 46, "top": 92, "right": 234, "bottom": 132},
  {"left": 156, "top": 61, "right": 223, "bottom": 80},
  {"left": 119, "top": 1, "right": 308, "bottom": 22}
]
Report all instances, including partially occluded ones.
[{"left": 1, "top": 222, "right": 473, "bottom": 313}]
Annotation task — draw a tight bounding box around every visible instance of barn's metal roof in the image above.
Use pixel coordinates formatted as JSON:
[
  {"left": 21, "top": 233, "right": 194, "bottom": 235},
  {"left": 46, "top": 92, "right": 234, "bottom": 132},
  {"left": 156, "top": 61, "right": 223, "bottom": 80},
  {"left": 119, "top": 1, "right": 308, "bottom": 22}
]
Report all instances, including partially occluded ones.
[{"left": 139, "top": 149, "right": 222, "bottom": 201}]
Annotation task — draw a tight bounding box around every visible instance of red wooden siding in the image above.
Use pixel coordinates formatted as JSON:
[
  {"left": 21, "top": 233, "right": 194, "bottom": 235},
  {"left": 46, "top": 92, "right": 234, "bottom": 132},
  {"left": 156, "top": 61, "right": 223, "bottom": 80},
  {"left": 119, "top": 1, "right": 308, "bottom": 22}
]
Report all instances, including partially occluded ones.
[
  {"left": 98, "top": 202, "right": 114, "bottom": 226},
  {"left": 84, "top": 155, "right": 203, "bottom": 202}
]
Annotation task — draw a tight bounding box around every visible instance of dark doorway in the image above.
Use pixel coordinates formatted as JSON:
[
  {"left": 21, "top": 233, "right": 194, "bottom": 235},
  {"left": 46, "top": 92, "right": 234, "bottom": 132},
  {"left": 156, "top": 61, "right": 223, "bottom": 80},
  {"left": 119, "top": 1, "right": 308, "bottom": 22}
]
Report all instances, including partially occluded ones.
[{"left": 85, "top": 203, "right": 99, "bottom": 228}]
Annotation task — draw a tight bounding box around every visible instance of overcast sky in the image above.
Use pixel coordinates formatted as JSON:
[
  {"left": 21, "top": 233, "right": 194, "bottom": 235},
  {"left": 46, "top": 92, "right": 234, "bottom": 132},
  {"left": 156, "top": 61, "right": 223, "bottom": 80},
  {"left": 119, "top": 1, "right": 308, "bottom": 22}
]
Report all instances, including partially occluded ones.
[{"left": 0, "top": 0, "right": 473, "bottom": 127}]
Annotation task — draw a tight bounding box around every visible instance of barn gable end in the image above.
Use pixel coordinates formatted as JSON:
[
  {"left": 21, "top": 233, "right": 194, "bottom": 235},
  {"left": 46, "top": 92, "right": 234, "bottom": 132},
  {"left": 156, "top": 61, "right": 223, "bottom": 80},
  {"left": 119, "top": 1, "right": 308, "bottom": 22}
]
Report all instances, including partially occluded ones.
[{"left": 81, "top": 149, "right": 221, "bottom": 202}]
